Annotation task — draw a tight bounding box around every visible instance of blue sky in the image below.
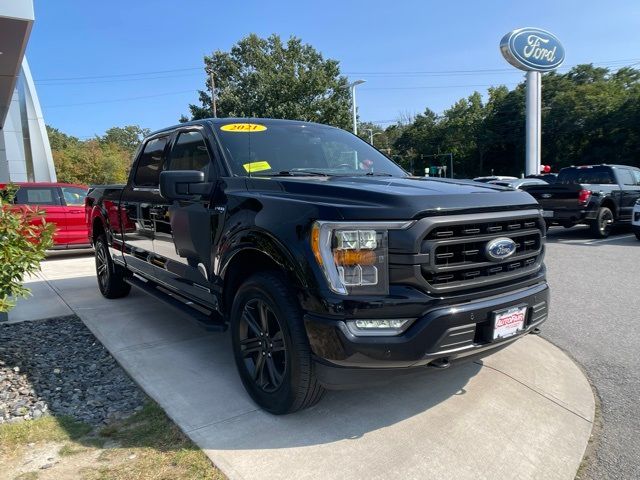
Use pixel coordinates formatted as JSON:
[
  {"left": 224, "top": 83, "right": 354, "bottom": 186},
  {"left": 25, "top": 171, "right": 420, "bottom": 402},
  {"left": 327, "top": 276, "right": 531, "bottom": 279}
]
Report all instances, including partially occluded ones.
[{"left": 27, "top": 0, "right": 640, "bottom": 138}]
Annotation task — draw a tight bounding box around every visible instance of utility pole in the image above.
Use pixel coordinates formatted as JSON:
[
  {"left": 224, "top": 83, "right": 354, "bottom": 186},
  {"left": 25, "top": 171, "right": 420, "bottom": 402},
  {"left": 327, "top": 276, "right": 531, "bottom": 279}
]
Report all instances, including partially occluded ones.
[{"left": 210, "top": 71, "right": 217, "bottom": 118}]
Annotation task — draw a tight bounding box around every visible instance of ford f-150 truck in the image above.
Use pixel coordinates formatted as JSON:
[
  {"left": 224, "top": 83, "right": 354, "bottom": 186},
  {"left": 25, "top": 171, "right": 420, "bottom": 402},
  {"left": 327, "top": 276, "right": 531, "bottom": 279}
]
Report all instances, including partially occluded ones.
[
  {"left": 524, "top": 164, "right": 640, "bottom": 238},
  {"left": 86, "top": 118, "right": 549, "bottom": 414}
]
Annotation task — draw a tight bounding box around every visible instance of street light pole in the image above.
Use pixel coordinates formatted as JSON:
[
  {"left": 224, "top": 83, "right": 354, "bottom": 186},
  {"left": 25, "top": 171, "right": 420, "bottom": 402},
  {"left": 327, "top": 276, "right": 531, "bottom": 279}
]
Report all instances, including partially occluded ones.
[
  {"left": 349, "top": 79, "right": 365, "bottom": 135},
  {"left": 210, "top": 71, "right": 217, "bottom": 118}
]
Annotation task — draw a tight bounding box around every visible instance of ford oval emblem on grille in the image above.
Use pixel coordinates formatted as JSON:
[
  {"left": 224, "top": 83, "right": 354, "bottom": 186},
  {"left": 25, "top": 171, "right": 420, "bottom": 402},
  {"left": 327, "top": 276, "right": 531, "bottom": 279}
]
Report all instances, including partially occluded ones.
[
  {"left": 541, "top": 193, "right": 552, "bottom": 199},
  {"left": 485, "top": 237, "right": 517, "bottom": 262}
]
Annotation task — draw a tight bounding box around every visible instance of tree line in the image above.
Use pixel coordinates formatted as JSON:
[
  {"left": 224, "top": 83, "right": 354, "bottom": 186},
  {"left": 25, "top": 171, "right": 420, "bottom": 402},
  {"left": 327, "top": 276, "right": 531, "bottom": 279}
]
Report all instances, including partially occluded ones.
[
  {"left": 47, "top": 125, "right": 149, "bottom": 185},
  {"left": 48, "top": 34, "right": 640, "bottom": 185}
]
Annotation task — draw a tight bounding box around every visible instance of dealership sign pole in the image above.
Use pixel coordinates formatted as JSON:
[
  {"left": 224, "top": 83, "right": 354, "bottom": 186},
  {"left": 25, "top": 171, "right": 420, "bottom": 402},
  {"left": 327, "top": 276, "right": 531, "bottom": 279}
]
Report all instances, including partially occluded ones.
[{"left": 500, "top": 28, "right": 565, "bottom": 176}]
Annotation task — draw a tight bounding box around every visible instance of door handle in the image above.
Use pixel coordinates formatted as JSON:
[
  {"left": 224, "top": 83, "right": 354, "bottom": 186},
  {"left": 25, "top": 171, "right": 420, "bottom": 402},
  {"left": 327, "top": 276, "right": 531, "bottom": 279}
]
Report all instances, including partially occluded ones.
[{"left": 68, "top": 209, "right": 84, "bottom": 214}]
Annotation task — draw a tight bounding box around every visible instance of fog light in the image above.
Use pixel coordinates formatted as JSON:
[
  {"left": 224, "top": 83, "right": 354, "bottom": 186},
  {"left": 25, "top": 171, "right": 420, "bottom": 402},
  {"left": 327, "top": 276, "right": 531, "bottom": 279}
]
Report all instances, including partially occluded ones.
[{"left": 347, "top": 318, "right": 414, "bottom": 336}]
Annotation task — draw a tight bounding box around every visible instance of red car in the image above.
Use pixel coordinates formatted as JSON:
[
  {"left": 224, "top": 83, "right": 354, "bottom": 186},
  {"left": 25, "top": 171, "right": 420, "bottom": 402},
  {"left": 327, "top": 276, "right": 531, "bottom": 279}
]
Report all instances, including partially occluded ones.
[{"left": 0, "top": 182, "right": 91, "bottom": 249}]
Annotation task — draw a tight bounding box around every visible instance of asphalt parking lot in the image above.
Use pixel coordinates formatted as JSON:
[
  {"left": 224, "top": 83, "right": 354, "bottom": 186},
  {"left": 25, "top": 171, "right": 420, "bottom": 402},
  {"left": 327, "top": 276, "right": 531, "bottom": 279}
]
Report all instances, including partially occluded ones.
[{"left": 543, "top": 226, "right": 640, "bottom": 479}]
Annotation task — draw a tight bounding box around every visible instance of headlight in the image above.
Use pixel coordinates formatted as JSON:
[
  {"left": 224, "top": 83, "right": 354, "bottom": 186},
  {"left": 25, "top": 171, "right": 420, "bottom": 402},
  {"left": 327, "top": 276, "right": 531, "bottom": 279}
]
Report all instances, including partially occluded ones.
[{"left": 310, "top": 221, "right": 413, "bottom": 295}]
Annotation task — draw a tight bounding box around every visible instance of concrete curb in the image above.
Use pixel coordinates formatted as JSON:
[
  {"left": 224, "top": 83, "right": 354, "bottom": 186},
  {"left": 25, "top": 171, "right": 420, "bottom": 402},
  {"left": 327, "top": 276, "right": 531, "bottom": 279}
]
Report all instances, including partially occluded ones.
[{"left": 14, "top": 256, "right": 596, "bottom": 480}]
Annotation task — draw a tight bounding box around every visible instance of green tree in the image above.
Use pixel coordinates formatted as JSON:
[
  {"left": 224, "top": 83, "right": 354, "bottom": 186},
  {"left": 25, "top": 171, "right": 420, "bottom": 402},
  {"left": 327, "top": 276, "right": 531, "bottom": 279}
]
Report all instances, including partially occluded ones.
[
  {"left": 390, "top": 64, "right": 640, "bottom": 177},
  {"left": 46, "top": 125, "right": 79, "bottom": 151},
  {"left": 101, "top": 125, "right": 150, "bottom": 155},
  {"left": 52, "top": 140, "right": 130, "bottom": 185},
  {"left": 183, "top": 34, "right": 352, "bottom": 129}
]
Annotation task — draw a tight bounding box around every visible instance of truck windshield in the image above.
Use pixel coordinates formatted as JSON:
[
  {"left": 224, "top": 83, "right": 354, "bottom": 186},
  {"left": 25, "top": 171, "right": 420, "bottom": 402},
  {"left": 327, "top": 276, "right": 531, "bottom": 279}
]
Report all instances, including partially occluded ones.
[
  {"left": 214, "top": 121, "right": 407, "bottom": 177},
  {"left": 556, "top": 167, "right": 615, "bottom": 185}
]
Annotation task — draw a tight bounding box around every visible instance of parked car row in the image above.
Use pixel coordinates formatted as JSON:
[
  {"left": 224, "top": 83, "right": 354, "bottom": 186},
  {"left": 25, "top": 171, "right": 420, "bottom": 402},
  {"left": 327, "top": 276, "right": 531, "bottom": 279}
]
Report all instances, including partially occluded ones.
[{"left": 472, "top": 165, "right": 640, "bottom": 238}]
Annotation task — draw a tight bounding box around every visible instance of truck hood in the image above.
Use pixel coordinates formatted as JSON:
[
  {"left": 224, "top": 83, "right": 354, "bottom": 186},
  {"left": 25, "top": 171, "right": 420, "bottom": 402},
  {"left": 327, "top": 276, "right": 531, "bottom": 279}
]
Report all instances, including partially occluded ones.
[{"left": 245, "top": 175, "right": 540, "bottom": 220}]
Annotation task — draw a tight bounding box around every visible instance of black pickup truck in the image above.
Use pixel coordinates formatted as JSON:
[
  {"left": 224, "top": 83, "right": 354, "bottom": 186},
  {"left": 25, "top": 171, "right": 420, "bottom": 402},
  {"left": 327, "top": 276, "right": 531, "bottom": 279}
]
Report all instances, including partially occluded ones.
[
  {"left": 524, "top": 165, "right": 640, "bottom": 238},
  {"left": 86, "top": 118, "right": 549, "bottom": 413}
]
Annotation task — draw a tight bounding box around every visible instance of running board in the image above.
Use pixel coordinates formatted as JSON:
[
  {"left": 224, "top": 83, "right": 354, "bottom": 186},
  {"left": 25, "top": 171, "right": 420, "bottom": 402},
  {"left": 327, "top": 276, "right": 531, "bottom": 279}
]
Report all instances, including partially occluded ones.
[{"left": 125, "top": 275, "right": 227, "bottom": 332}]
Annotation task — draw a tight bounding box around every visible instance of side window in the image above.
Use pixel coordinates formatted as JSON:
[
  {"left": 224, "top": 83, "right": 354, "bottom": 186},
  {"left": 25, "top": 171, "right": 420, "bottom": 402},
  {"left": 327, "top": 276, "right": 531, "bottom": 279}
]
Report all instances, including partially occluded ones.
[
  {"left": 61, "top": 186, "right": 88, "bottom": 206},
  {"left": 617, "top": 168, "right": 636, "bottom": 186},
  {"left": 632, "top": 169, "right": 640, "bottom": 186},
  {"left": 166, "top": 131, "right": 212, "bottom": 175},
  {"left": 134, "top": 137, "right": 168, "bottom": 187},
  {"left": 15, "top": 187, "right": 60, "bottom": 205}
]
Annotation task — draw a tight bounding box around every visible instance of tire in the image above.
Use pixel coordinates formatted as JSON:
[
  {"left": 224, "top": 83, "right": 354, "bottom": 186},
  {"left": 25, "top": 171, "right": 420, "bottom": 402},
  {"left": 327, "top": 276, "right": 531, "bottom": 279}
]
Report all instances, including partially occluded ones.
[
  {"left": 95, "top": 234, "right": 131, "bottom": 299},
  {"left": 230, "top": 271, "right": 324, "bottom": 414},
  {"left": 635, "top": 232, "right": 640, "bottom": 241},
  {"left": 589, "top": 207, "right": 614, "bottom": 238}
]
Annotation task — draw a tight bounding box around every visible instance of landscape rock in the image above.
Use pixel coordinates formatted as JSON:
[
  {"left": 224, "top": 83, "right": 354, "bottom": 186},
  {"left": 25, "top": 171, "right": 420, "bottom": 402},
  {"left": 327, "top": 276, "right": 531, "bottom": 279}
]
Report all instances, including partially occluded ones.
[{"left": 0, "top": 315, "right": 146, "bottom": 425}]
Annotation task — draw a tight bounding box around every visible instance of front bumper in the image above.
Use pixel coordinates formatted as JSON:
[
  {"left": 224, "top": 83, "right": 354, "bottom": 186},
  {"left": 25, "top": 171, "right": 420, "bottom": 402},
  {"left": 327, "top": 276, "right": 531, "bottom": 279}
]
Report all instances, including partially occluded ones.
[{"left": 305, "top": 282, "right": 549, "bottom": 388}]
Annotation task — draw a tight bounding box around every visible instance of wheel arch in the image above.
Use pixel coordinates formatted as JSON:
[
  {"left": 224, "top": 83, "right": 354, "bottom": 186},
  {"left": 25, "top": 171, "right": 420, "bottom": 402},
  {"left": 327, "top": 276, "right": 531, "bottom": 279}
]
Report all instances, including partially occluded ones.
[
  {"left": 219, "top": 232, "right": 309, "bottom": 315},
  {"left": 600, "top": 197, "right": 617, "bottom": 218}
]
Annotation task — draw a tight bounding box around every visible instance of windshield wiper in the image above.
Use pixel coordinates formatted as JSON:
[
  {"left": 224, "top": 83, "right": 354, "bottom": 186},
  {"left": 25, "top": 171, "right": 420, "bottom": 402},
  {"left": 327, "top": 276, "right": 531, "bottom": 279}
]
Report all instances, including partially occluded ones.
[
  {"left": 362, "top": 172, "right": 393, "bottom": 177},
  {"left": 251, "top": 170, "right": 329, "bottom": 177}
]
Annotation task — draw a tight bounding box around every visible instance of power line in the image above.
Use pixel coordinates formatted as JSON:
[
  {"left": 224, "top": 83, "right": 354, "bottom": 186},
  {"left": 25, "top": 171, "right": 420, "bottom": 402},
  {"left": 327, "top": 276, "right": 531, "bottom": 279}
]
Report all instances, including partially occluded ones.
[
  {"left": 37, "top": 67, "right": 202, "bottom": 82},
  {"left": 36, "top": 72, "right": 204, "bottom": 86},
  {"left": 43, "top": 90, "right": 196, "bottom": 108},
  {"left": 33, "top": 57, "right": 640, "bottom": 84}
]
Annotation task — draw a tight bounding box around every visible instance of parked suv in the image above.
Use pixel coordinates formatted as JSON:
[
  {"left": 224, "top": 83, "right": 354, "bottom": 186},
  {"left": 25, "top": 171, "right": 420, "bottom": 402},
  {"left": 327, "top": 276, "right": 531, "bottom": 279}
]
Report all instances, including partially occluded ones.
[
  {"left": 86, "top": 119, "right": 549, "bottom": 413},
  {"left": 0, "top": 182, "right": 90, "bottom": 249}
]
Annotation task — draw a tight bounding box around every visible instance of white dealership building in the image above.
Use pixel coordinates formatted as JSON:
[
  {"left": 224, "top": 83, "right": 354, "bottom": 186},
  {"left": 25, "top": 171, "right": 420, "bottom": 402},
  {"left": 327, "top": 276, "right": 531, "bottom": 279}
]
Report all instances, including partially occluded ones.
[{"left": 0, "top": 0, "right": 56, "bottom": 183}]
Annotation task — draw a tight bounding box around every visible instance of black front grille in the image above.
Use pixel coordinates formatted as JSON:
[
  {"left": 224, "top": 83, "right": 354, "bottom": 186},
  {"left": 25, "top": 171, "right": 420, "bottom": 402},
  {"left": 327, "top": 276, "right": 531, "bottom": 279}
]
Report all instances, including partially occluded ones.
[{"left": 420, "top": 214, "right": 544, "bottom": 294}]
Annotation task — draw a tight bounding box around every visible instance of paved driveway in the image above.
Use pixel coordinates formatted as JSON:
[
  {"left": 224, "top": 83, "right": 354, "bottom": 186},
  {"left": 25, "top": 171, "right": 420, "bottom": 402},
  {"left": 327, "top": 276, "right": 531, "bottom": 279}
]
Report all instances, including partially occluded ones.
[
  {"left": 12, "top": 252, "right": 594, "bottom": 480},
  {"left": 543, "top": 227, "right": 640, "bottom": 479}
]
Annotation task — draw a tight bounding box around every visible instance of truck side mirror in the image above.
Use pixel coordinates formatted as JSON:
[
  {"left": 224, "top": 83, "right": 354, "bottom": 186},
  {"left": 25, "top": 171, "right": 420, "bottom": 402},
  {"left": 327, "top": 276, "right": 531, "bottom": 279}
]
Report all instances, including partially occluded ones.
[{"left": 159, "top": 170, "right": 211, "bottom": 201}]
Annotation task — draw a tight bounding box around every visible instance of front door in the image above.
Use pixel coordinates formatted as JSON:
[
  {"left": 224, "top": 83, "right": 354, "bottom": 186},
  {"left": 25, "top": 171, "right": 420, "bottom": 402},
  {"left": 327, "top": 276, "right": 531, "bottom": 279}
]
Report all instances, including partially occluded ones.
[
  {"left": 151, "top": 127, "right": 220, "bottom": 307},
  {"left": 120, "top": 135, "right": 170, "bottom": 278},
  {"left": 617, "top": 168, "right": 640, "bottom": 221},
  {"left": 59, "top": 185, "right": 89, "bottom": 245}
]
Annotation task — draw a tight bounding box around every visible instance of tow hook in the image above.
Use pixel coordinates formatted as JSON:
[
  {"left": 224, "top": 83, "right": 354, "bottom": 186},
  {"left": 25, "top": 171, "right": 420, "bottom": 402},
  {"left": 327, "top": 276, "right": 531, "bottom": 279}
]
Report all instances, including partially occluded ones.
[{"left": 429, "top": 357, "right": 450, "bottom": 369}]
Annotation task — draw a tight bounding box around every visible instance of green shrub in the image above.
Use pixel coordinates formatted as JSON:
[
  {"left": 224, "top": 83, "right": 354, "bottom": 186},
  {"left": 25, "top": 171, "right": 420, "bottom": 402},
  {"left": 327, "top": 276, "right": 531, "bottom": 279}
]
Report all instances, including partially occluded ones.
[{"left": 0, "top": 184, "right": 55, "bottom": 312}]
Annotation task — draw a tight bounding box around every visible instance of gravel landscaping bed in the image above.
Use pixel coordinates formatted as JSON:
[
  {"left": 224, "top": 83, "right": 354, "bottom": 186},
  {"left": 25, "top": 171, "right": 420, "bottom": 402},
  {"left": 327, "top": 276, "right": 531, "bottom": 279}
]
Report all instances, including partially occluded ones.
[{"left": 0, "top": 315, "right": 145, "bottom": 425}]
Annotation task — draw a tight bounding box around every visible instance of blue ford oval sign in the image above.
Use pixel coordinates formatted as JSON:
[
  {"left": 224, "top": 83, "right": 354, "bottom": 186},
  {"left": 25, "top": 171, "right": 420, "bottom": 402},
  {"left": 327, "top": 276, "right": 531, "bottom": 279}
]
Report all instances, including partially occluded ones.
[
  {"left": 485, "top": 237, "right": 517, "bottom": 262},
  {"left": 500, "top": 28, "right": 565, "bottom": 72}
]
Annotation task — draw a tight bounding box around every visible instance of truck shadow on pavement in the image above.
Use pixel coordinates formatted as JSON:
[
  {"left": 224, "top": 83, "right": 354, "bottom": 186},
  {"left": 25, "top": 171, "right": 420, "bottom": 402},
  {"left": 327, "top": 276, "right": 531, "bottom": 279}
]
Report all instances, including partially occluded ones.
[{"left": 8, "top": 272, "right": 483, "bottom": 452}]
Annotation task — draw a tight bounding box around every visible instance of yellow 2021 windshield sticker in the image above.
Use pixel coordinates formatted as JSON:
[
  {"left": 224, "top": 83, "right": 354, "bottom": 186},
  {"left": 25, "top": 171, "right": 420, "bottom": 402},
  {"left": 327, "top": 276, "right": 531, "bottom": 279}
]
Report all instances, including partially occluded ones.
[
  {"left": 220, "top": 123, "right": 267, "bottom": 132},
  {"left": 243, "top": 161, "right": 272, "bottom": 173}
]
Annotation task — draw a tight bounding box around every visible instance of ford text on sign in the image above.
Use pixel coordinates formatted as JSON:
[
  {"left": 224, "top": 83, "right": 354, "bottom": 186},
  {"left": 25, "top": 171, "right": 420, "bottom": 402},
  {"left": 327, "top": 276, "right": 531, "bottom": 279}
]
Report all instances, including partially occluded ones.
[{"left": 500, "top": 28, "right": 565, "bottom": 72}]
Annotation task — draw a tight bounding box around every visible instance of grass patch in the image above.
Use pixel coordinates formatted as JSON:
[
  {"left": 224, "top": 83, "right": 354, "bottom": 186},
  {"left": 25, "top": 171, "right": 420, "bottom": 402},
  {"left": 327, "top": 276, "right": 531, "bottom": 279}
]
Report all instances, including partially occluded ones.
[
  {"left": 0, "top": 402, "right": 224, "bottom": 480},
  {"left": 0, "top": 415, "right": 91, "bottom": 456},
  {"left": 87, "top": 402, "right": 224, "bottom": 479}
]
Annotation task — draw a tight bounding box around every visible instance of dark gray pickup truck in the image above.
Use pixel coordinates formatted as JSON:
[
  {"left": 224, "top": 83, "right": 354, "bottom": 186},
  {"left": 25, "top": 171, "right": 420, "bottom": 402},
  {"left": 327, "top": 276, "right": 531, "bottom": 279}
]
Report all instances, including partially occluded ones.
[
  {"left": 524, "top": 164, "right": 640, "bottom": 238},
  {"left": 86, "top": 118, "right": 550, "bottom": 413}
]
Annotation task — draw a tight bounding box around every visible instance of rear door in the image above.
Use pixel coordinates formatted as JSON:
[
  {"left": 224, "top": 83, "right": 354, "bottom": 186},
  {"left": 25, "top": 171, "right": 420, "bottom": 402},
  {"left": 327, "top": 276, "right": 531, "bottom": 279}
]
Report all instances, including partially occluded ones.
[
  {"left": 152, "top": 126, "right": 219, "bottom": 306},
  {"left": 616, "top": 168, "right": 640, "bottom": 221},
  {"left": 59, "top": 186, "right": 89, "bottom": 245},
  {"left": 15, "top": 186, "right": 67, "bottom": 246},
  {"left": 120, "top": 134, "right": 170, "bottom": 278}
]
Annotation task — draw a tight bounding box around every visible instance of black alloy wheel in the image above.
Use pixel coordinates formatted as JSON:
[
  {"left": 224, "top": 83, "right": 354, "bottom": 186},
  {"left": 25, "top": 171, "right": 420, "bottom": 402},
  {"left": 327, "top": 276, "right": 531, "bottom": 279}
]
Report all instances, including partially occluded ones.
[
  {"left": 230, "top": 272, "right": 324, "bottom": 414},
  {"left": 95, "top": 241, "right": 109, "bottom": 291},
  {"left": 94, "top": 234, "right": 131, "bottom": 299},
  {"left": 591, "top": 207, "right": 614, "bottom": 238},
  {"left": 238, "top": 298, "right": 287, "bottom": 393}
]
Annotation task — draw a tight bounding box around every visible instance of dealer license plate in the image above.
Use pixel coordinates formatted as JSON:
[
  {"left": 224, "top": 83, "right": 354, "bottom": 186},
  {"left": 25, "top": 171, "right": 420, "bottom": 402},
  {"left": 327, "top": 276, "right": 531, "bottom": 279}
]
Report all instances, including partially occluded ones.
[
  {"left": 493, "top": 305, "right": 527, "bottom": 340},
  {"left": 542, "top": 210, "right": 554, "bottom": 218}
]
